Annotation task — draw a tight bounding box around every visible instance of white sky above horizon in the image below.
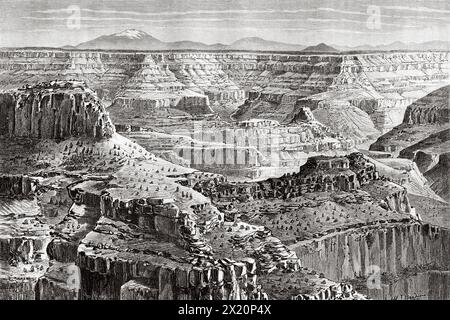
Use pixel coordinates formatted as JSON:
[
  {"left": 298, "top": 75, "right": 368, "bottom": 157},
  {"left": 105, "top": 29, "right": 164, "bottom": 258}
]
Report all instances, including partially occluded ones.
[{"left": 0, "top": 0, "right": 449, "bottom": 48}]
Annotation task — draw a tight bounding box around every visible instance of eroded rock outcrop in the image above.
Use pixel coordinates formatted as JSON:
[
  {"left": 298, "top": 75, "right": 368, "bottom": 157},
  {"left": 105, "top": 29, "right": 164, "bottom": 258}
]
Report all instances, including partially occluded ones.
[
  {"left": 194, "top": 152, "right": 379, "bottom": 201},
  {"left": 0, "top": 175, "right": 37, "bottom": 196},
  {"left": 360, "top": 270, "right": 450, "bottom": 300},
  {"left": 234, "top": 52, "right": 449, "bottom": 135},
  {"left": 423, "top": 153, "right": 450, "bottom": 201},
  {"left": 292, "top": 222, "right": 449, "bottom": 282},
  {"left": 369, "top": 86, "right": 449, "bottom": 202},
  {"left": 370, "top": 85, "right": 449, "bottom": 155},
  {"left": 288, "top": 99, "right": 380, "bottom": 144},
  {"left": 0, "top": 81, "right": 115, "bottom": 139},
  {"left": 1, "top": 49, "right": 447, "bottom": 132},
  {"left": 0, "top": 186, "right": 51, "bottom": 300},
  {"left": 76, "top": 240, "right": 263, "bottom": 300}
]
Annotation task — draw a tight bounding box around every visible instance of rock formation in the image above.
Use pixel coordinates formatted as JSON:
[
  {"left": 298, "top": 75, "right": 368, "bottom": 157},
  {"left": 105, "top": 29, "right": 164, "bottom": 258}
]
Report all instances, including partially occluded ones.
[
  {"left": 287, "top": 99, "right": 380, "bottom": 144},
  {"left": 194, "top": 153, "right": 380, "bottom": 201},
  {"left": 2, "top": 81, "right": 368, "bottom": 301},
  {"left": 293, "top": 222, "right": 449, "bottom": 282},
  {"left": 0, "top": 80, "right": 115, "bottom": 139},
  {"left": 370, "top": 85, "right": 449, "bottom": 155},
  {"left": 423, "top": 153, "right": 450, "bottom": 201},
  {"left": 1, "top": 49, "right": 447, "bottom": 134},
  {"left": 370, "top": 86, "right": 449, "bottom": 200},
  {"left": 0, "top": 46, "right": 448, "bottom": 301},
  {"left": 0, "top": 175, "right": 37, "bottom": 196}
]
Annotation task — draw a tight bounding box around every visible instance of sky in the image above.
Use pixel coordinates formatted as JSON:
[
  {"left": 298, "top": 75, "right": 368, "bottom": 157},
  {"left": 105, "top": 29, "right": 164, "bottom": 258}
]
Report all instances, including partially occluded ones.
[{"left": 0, "top": 0, "right": 449, "bottom": 47}]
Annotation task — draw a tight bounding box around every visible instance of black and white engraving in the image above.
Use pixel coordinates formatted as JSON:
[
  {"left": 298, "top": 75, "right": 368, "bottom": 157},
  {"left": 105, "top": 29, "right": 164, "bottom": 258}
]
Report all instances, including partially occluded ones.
[{"left": 0, "top": 0, "right": 448, "bottom": 301}]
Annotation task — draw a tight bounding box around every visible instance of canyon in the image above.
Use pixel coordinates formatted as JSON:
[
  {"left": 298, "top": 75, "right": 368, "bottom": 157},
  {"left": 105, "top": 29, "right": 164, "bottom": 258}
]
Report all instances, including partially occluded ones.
[
  {"left": 370, "top": 86, "right": 450, "bottom": 201},
  {"left": 0, "top": 46, "right": 449, "bottom": 300},
  {"left": 0, "top": 49, "right": 448, "bottom": 136},
  {"left": 0, "top": 81, "right": 365, "bottom": 300}
]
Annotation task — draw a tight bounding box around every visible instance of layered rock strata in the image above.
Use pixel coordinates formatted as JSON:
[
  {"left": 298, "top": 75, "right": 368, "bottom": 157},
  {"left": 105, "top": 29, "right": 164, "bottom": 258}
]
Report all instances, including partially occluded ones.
[
  {"left": 370, "top": 85, "right": 449, "bottom": 155},
  {"left": 0, "top": 80, "right": 115, "bottom": 139},
  {"left": 0, "top": 50, "right": 448, "bottom": 134},
  {"left": 194, "top": 153, "right": 381, "bottom": 202},
  {"left": 292, "top": 222, "right": 449, "bottom": 282}
]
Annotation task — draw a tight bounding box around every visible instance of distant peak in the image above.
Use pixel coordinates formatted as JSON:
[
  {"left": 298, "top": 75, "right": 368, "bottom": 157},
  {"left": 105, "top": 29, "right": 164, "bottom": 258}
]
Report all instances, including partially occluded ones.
[
  {"left": 302, "top": 43, "right": 338, "bottom": 52},
  {"left": 114, "top": 29, "right": 148, "bottom": 39},
  {"left": 240, "top": 36, "right": 265, "bottom": 41},
  {"left": 231, "top": 37, "right": 265, "bottom": 44}
]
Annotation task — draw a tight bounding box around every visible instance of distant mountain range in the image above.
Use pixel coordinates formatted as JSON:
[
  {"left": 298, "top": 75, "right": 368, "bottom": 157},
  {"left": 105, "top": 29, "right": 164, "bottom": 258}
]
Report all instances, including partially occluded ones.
[
  {"left": 336, "top": 40, "right": 450, "bottom": 52},
  {"left": 71, "top": 29, "right": 309, "bottom": 51},
  {"left": 70, "top": 29, "right": 449, "bottom": 52}
]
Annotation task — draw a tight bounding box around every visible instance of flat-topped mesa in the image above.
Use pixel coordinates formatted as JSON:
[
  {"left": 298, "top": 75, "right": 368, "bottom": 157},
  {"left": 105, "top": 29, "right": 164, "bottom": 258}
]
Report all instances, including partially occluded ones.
[
  {"left": 296, "top": 156, "right": 358, "bottom": 192},
  {"left": 294, "top": 153, "right": 378, "bottom": 193},
  {"left": 300, "top": 153, "right": 378, "bottom": 183},
  {"left": 299, "top": 155, "right": 350, "bottom": 173},
  {"left": 194, "top": 152, "right": 380, "bottom": 201},
  {"left": 111, "top": 90, "right": 213, "bottom": 115},
  {"left": 0, "top": 80, "right": 115, "bottom": 140}
]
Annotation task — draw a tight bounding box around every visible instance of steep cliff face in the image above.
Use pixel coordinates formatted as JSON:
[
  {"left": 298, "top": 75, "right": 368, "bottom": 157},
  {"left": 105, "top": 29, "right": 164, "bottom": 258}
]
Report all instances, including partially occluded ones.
[
  {"left": 76, "top": 242, "right": 262, "bottom": 300},
  {"left": 0, "top": 190, "right": 51, "bottom": 300},
  {"left": 1, "top": 49, "right": 447, "bottom": 130},
  {"left": 398, "top": 128, "right": 450, "bottom": 178},
  {"left": 287, "top": 99, "right": 380, "bottom": 144},
  {"left": 36, "top": 262, "right": 80, "bottom": 300},
  {"left": 0, "top": 280, "right": 39, "bottom": 300},
  {"left": 402, "top": 86, "right": 449, "bottom": 125},
  {"left": 350, "top": 98, "right": 415, "bottom": 134},
  {"left": 369, "top": 86, "right": 449, "bottom": 201},
  {"left": 0, "top": 81, "right": 115, "bottom": 139},
  {"left": 409, "top": 150, "right": 440, "bottom": 173},
  {"left": 399, "top": 128, "right": 450, "bottom": 158},
  {"left": 286, "top": 91, "right": 418, "bottom": 136},
  {"left": 423, "top": 153, "right": 450, "bottom": 201},
  {"left": 0, "top": 175, "right": 37, "bottom": 196},
  {"left": 362, "top": 271, "right": 450, "bottom": 300},
  {"left": 370, "top": 157, "right": 443, "bottom": 202},
  {"left": 110, "top": 91, "right": 213, "bottom": 118},
  {"left": 0, "top": 50, "right": 341, "bottom": 106},
  {"left": 370, "top": 85, "right": 450, "bottom": 155},
  {"left": 189, "top": 149, "right": 449, "bottom": 300},
  {"left": 292, "top": 223, "right": 449, "bottom": 283},
  {"left": 235, "top": 52, "right": 449, "bottom": 135},
  {"left": 1, "top": 49, "right": 448, "bottom": 301}
]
